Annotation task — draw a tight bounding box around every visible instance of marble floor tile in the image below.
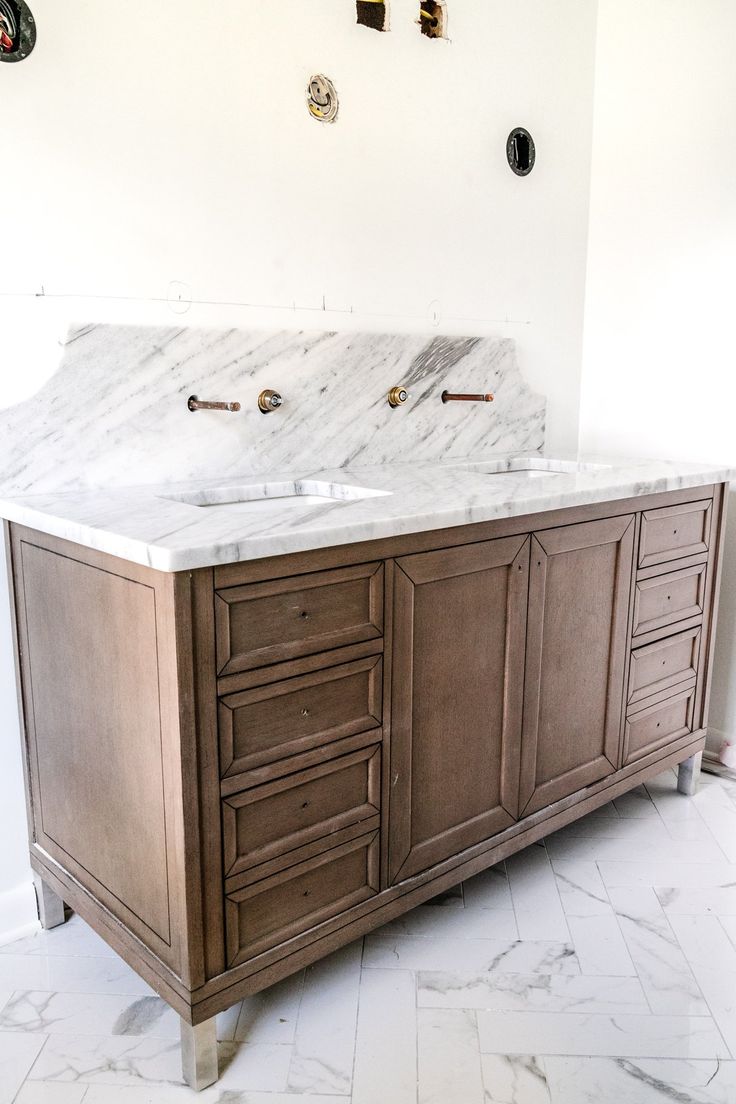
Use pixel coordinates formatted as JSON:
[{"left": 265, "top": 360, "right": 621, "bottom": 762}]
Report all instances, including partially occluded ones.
[
  {"left": 481, "top": 1055, "right": 551, "bottom": 1104},
  {"left": 0, "top": 1031, "right": 47, "bottom": 1104},
  {"left": 0, "top": 991, "right": 181, "bottom": 1038},
  {"left": 363, "top": 935, "right": 580, "bottom": 975},
  {"left": 607, "top": 887, "right": 708, "bottom": 1014},
  {"left": 234, "top": 971, "right": 304, "bottom": 1044},
  {"left": 286, "top": 941, "right": 362, "bottom": 1096},
  {"left": 25, "top": 1033, "right": 184, "bottom": 1086},
  {"left": 351, "top": 969, "right": 417, "bottom": 1104},
  {"left": 565, "top": 916, "right": 636, "bottom": 977},
  {"left": 417, "top": 971, "right": 649, "bottom": 1014},
  {"left": 720, "top": 915, "right": 736, "bottom": 949},
  {"left": 597, "top": 860, "right": 736, "bottom": 889},
  {"left": 546, "top": 834, "right": 725, "bottom": 865},
  {"left": 377, "top": 903, "right": 518, "bottom": 941},
  {"left": 552, "top": 861, "right": 614, "bottom": 917},
  {"left": 612, "top": 786, "right": 661, "bottom": 819},
  {"left": 543, "top": 1057, "right": 736, "bottom": 1104},
  {"left": 476, "top": 1010, "right": 730, "bottom": 1058},
  {"left": 1, "top": 916, "right": 119, "bottom": 959},
  {"left": 425, "top": 883, "right": 465, "bottom": 907},
  {"left": 668, "top": 913, "right": 736, "bottom": 1054},
  {"left": 0, "top": 953, "right": 156, "bottom": 996},
  {"left": 549, "top": 816, "right": 671, "bottom": 841},
  {"left": 463, "top": 865, "right": 513, "bottom": 911},
  {"left": 656, "top": 886, "right": 736, "bottom": 916},
  {"left": 506, "top": 845, "right": 570, "bottom": 941},
  {"left": 14, "top": 1085, "right": 89, "bottom": 1104},
  {"left": 215, "top": 1041, "right": 292, "bottom": 1093},
  {"left": 694, "top": 785, "right": 736, "bottom": 862},
  {"left": 417, "top": 1008, "right": 484, "bottom": 1104}
]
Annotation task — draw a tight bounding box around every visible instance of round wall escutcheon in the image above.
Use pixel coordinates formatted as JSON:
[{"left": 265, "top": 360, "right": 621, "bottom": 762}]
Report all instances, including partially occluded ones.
[
  {"left": 307, "top": 74, "right": 339, "bottom": 123},
  {"left": 507, "top": 127, "right": 536, "bottom": 177},
  {"left": 0, "top": 0, "right": 37, "bottom": 63}
]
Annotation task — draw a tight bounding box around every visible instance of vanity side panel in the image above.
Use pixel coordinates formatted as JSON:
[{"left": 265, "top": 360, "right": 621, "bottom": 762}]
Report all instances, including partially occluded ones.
[{"left": 8, "top": 524, "right": 191, "bottom": 984}]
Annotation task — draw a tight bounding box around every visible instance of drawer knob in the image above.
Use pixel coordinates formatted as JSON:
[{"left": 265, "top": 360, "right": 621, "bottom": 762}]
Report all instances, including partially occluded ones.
[
  {"left": 300, "top": 610, "right": 310, "bottom": 620},
  {"left": 301, "top": 708, "right": 310, "bottom": 717},
  {"left": 303, "top": 889, "right": 311, "bottom": 897},
  {"left": 302, "top": 801, "right": 310, "bottom": 809}
]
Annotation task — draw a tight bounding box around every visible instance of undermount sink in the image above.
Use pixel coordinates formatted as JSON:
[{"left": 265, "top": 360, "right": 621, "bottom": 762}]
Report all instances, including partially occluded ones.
[
  {"left": 458, "top": 458, "right": 612, "bottom": 478},
  {"left": 159, "top": 479, "right": 391, "bottom": 513}
]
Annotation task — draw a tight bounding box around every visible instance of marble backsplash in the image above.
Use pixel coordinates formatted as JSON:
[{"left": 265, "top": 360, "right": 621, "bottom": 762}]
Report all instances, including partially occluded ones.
[{"left": 0, "top": 324, "right": 545, "bottom": 494}]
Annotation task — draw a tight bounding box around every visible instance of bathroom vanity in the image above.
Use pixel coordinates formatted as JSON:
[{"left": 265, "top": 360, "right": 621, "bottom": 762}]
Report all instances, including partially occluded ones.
[
  {"left": 1, "top": 322, "right": 732, "bottom": 1091},
  {"left": 4, "top": 465, "right": 729, "bottom": 1090}
]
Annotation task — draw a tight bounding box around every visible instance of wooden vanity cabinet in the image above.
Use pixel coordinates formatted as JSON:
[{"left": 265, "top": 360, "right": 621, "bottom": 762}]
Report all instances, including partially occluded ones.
[{"left": 6, "top": 482, "right": 727, "bottom": 1089}]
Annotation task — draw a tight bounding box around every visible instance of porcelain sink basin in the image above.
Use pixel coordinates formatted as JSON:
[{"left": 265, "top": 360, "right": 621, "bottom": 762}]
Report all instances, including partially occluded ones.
[
  {"left": 458, "top": 458, "right": 612, "bottom": 478},
  {"left": 159, "top": 479, "right": 391, "bottom": 513}
]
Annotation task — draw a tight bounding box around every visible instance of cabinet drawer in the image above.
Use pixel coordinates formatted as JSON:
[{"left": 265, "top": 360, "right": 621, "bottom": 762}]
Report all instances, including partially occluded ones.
[
  {"left": 219, "top": 656, "right": 382, "bottom": 779},
  {"left": 222, "top": 746, "right": 381, "bottom": 877},
  {"left": 624, "top": 685, "right": 696, "bottom": 764},
  {"left": 628, "top": 626, "right": 701, "bottom": 706},
  {"left": 215, "top": 563, "right": 384, "bottom": 676},
  {"left": 639, "top": 499, "right": 711, "bottom": 569},
  {"left": 225, "top": 832, "right": 379, "bottom": 966},
  {"left": 632, "top": 562, "right": 707, "bottom": 637}
]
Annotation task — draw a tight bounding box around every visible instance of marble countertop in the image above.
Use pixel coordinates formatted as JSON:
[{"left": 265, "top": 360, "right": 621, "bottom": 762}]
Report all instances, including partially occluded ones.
[{"left": 0, "top": 453, "right": 732, "bottom": 573}]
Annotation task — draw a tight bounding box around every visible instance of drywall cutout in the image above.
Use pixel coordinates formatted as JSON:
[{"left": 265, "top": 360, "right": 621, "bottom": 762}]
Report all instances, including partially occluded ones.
[
  {"left": 307, "top": 74, "right": 339, "bottom": 123},
  {"left": 357, "top": 1, "right": 388, "bottom": 32},
  {"left": 419, "top": 1, "right": 446, "bottom": 39},
  {"left": 0, "top": 0, "right": 36, "bottom": 62},
  {"left": 507, "top": 128, "right": 536, "bottom": 176}
]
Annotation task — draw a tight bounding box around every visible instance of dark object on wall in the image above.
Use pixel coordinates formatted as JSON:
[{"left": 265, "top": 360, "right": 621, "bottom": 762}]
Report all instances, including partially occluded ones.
[
  {"left": 420, "top": 1, "right": 446, "bottom": 38},
  {"left": 0, "top": 0, "right": 36, "bottom": 62},
  {"left": 507, "top": 128, "right": 536, "bottom": 176},
  {"left": 357, "top": 1, "right": 388, "bottom": 32}
]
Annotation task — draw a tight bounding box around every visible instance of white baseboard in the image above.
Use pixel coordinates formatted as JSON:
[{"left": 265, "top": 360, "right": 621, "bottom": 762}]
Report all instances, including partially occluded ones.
[{"left": 0, "top": 880, "right": 40, "bottom": 947}]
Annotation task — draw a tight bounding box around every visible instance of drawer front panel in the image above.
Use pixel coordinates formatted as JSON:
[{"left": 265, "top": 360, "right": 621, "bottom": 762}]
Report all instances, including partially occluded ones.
[
  {"left": 624, "top": 686, "right": 696, "bottom": 764},
  {"left": 633, "top": 563, "right": 707, "bottom": 637},
  {"left": 225, "top": 832, "right": 379, "bottom": 966},
  {"left": 215, "top": 563, "right": 384, "bottom": 676},
  {"left": 639, "top": 500, "right": 712, "bottom": 569},
  {"left": 223, "top": 746, "right": 381, "bottom": 876},
  {"left": 219, "top": 657, "right": 382, "bottom": 778},
  {"left": 629, "top": 627, "right": 701, "bottom": 705}
]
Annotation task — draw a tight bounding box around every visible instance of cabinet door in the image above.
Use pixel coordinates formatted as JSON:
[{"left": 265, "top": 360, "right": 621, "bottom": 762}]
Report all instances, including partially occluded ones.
[
  {"left": 519, "top": 516, "right": 635, "bottom": 816},
  {"left": 389, "top": 535, "right": 530, "bottom": 883}
]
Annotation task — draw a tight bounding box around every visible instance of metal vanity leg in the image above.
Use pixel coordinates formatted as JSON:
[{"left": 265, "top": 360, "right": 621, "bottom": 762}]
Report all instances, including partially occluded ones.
[
  {"left": 180, "top": 1017, "right": 218, "bottom": 1091},
  {"left": 677, "top": 751, "right": 703, "bottom": 796},
  {"left": 33, "top": 872, "right": 66, "bottom": 930}
]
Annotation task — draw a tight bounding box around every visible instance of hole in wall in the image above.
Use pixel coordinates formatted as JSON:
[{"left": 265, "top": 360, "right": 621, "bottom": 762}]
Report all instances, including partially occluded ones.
[
  {"left": 356, "top": 1, "right": 388, "bottom": 32},
  {"left": 507, "top": 127, "right": 536, "bottom": 176},
  {"left": 419, "top": 1, "right": 446, "bottom": 39},
  {"left": 0, "top": 0, "right": 36, "bottom": 62}
]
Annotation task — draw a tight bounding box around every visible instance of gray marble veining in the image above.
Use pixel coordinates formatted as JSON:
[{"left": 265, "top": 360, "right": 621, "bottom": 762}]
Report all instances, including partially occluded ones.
[
  {"left": 0, "top": 324, "right": 545, "bottom": 494},
  {"left": 0, "top": 322, "right": 732, "bottom": 571}
]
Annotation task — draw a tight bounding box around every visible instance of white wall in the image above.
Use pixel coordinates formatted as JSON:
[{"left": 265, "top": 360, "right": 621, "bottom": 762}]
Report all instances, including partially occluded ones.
[
  {"left": 0, "top": 1, "right": 599, "bottom": 938},
  {"left": 580, "top": 0, "right": 736, "bottom": 761}
]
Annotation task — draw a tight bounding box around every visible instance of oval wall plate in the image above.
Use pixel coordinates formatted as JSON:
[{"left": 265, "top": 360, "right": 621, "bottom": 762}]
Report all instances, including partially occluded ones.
[{"left": 307, "top": 74, "right": 339, "bottom": 124}]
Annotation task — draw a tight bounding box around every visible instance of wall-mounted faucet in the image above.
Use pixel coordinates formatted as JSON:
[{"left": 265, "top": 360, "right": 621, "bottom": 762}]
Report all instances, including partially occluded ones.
[
  {"left": 187, "top": 396, "right": 241, "bottom": 412},
  {"left": 441, "top": 391, "right": 494, "bottom": 404},
  {"left": 387, "top": 386, "right": 409, "bottom": 408}
]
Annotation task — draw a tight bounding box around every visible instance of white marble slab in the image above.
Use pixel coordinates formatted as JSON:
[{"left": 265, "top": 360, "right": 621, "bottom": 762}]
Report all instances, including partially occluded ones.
[
  {"left": 1, "top": 451, "right": 732, "bottom": 571},
  {"left": 0, "top": 324, "right": 544, "bottom": 495}
]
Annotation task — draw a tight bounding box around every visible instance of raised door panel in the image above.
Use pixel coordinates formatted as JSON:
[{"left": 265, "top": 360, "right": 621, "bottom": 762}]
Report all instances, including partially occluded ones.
[
  {"left": 389, "top": 535, "right": 530, "bottom": 884},
  {"left": 519, "top": 515, "right": 635, "bottom": 816}
]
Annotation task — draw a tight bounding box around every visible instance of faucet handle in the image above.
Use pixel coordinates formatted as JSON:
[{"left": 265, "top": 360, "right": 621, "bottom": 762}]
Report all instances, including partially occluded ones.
[
  {"left": 258, "top": 389, "right": 283, "bottom": 414},
  {"left": 441, "top": 391, "right": 494, "bottom": 404},
  {"left": 387, "top": 386, "right": 409, "bottom": 408}
]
